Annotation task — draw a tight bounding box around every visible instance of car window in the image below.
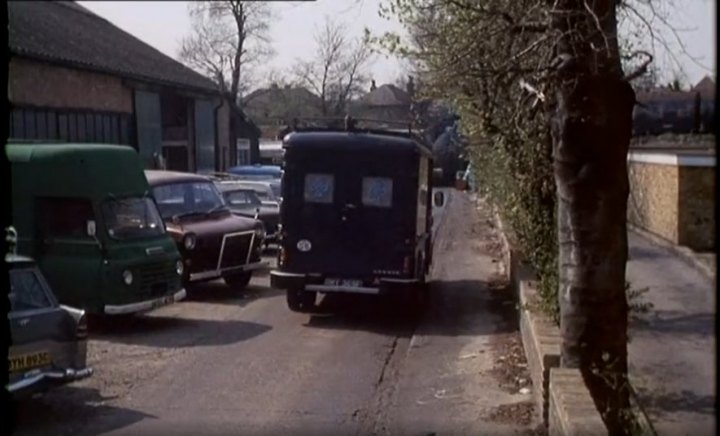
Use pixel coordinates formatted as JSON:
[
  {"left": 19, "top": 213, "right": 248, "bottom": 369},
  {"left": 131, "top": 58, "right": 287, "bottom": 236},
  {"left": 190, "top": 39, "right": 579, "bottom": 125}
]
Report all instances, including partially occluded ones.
[
  {"left": 304, "top": 174, "right": 334, "bottom": 204},
  {"left": 38, "top": 197, "right": 95, "bottom": 239},
  {"left": 225, "top": 190, "right": 260, "bottom": 207},
  {"left": 9, "top": 269, "right": 54, "bottom": 311},
  {"left": 362, "top": 177, "right": 393, "bottom": 208}
]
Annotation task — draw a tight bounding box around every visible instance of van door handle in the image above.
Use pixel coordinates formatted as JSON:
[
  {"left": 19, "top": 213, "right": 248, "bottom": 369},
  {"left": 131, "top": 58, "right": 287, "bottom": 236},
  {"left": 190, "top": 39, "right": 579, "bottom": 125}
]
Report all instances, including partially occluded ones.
[{"left": 18, "top": 318, "right": 30, "bottom": 327}]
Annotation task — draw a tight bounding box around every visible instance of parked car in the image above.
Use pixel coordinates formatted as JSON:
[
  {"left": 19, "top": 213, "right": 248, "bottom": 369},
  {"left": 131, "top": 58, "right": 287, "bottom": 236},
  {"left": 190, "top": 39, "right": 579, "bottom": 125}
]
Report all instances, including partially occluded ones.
[
  {"left": 216, "top": 186, "right": 280, "bottom": 246},
  {"left": 6, "top": 227, "right": 93, "bottom": 396},
  {"left": 227, "top": 164, "right": 283, "bottom": 180},
  {"left": 270, "top": 118, "right": 445, "bottom": 312},
  {"left": 213, "top": 178, "right": 282, "bottom": 207},
  {"left": 145, "top": 170, "right": 267, "bottom": 290},
  {"left": 6, "top": 143, "right": 186, "bottom": 316}
]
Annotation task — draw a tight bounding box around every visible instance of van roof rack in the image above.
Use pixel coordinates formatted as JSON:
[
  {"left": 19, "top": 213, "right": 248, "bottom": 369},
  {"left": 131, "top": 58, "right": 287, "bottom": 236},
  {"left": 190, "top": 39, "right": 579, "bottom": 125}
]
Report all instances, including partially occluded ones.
[{"left": 287, "top": 116, "right": 427, "bottom": 143}]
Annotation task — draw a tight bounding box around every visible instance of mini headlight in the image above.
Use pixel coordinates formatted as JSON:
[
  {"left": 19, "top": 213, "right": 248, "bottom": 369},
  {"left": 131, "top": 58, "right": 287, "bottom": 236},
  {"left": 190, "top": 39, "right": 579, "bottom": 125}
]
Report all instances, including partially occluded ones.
[
  {"left": 122, "top": 270, "right": 133, "bottom": 286},
  {"left": 175, "top": 260, "right": 184, "bottom": 276},
  {"left": 183, "top": 233, "right": 196, "bottom": 250}
]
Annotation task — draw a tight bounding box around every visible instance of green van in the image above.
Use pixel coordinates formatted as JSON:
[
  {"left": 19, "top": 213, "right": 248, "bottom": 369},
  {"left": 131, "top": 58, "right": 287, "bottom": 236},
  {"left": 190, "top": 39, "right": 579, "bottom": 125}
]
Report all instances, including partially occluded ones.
[{"left": 6, "top": 143, "right": 186, "bottom": 315}]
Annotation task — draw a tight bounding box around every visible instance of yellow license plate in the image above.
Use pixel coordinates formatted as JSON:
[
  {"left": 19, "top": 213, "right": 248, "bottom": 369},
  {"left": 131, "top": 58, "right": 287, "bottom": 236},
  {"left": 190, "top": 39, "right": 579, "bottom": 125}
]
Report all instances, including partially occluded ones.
[{"left": 9, "top": 351, "right": 51, "bottom": 373}]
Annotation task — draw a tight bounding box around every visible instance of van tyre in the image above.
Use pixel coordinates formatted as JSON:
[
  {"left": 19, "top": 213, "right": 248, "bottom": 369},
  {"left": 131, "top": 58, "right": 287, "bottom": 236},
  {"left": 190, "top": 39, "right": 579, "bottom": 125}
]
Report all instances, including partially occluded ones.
[
  {"left": 224, "top": 272, "right": 252, "bottom": 290},
  {"left": 287, "top": 289, "right": 316, "bottom": 312}
]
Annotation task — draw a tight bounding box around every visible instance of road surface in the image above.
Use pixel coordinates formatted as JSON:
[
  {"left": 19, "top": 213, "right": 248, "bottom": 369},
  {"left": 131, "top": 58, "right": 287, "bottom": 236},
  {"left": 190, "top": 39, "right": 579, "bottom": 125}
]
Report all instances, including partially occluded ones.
[{"left": 11, "top": 190, "right": 542, "bottom": 435}]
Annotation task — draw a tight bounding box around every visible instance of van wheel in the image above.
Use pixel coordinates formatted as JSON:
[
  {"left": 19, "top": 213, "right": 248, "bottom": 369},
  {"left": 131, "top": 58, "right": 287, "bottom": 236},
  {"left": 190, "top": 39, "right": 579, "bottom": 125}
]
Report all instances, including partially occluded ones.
[
  {"left": 287, "top": 289, "right": 316, "bottom": 312},
  {"left": 224, "top": 272, "right": 252, "bottom": 290}
]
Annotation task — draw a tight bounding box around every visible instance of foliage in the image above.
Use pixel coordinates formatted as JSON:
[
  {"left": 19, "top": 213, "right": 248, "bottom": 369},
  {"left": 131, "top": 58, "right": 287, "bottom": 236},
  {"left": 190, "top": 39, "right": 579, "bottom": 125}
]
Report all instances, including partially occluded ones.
[{"left": 371, "top": 0, "right": 560, "bottom": 322}]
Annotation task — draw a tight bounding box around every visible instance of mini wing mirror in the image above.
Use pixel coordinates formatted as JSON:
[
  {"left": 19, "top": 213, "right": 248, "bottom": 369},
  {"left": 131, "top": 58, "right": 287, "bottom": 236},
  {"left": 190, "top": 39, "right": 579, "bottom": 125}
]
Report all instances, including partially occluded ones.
[
  {"left": 433, "top": 191, "right": 446, "bottom": 208},
  {"left": 86, "top": 220, "right": 97, "bottom": 238}
]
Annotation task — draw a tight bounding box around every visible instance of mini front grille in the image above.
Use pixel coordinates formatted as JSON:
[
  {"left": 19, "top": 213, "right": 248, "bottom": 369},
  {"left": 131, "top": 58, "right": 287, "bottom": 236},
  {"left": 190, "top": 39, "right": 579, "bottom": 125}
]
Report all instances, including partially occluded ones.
[{"left": 219, "top": 233, "right": 253, "bottom": 269}]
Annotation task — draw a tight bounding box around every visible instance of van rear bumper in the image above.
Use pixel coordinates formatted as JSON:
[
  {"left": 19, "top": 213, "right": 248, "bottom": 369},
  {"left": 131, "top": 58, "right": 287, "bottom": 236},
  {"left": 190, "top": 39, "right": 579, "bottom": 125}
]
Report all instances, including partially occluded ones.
[
  {"left": 104, "top": 288, "right": 187, "bottom": 315},
  {"left": 270, "top": 271, "right": 421, "bottom": 295},
  {"left": 8, "top": 366, "right": 94, "bottom": 394}
]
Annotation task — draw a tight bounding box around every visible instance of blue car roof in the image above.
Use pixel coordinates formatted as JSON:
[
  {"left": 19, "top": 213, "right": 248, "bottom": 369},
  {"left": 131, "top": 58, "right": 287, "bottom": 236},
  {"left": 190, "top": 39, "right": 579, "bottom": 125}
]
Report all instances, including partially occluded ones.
[{"left": 227, "top": 165, "right": 283, "bottom": 176}]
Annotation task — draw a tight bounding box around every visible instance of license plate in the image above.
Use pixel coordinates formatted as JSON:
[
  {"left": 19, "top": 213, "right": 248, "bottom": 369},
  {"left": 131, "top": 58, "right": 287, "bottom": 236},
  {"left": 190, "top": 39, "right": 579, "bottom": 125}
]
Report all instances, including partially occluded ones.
[
  {"left": 151, "top": 295, "right": 175, "bottom": 309},
  {"left": 324, "top": 278, "right": 363, "bottom": 287},
  {"left": 9, "top": 351, "right": 51, "bottom": 373}
]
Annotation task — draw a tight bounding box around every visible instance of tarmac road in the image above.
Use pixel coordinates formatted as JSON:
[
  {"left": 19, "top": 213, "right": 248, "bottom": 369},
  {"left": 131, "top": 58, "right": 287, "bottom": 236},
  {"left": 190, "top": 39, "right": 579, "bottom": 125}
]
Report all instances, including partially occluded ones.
[{"left": 11, "top": 190, "right": 542, "bottom": 436}]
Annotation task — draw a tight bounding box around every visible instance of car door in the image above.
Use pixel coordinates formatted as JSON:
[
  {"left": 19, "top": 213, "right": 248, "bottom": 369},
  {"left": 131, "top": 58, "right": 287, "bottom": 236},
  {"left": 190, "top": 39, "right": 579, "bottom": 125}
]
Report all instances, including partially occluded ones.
[{"left": 8, "top": 267, "right": 72, "bottom": 379}]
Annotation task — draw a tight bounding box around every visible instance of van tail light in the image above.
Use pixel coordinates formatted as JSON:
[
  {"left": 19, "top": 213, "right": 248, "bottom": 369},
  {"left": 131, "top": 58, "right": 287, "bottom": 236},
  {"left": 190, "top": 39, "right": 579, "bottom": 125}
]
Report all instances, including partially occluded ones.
[
  {"left": 403, "top": 255, "right": 413, "bottom": 275},
  {"left": 279, "top": 247, "right": 288, "bottom": 266},
  {"left": 76, "top": 315, "right": 89, "bottom": 340}
]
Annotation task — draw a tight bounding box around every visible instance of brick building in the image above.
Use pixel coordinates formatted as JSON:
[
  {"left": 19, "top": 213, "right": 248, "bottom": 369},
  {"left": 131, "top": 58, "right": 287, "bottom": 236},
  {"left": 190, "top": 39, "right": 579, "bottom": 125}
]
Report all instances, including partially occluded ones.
[{"left": 7, "top": 1, "right": 235, "bottom": 173}]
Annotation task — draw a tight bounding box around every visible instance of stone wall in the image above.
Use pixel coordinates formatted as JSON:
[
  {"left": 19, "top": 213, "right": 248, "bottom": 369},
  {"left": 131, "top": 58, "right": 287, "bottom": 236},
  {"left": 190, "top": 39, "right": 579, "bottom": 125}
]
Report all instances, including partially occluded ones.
[
  {"left": 9, "top": 57, "right": 133, "bottom": 113},
  {"left": 628, "top": 150, "right": 715, "bottom": 252}
]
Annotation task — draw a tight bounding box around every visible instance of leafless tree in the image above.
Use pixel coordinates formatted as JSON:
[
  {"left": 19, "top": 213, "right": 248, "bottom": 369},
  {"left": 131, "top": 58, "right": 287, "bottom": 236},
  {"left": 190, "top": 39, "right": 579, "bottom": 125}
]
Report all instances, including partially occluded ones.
[
  {"left": 179, "top": 1, "right": 275, "bottom": 105},
  {"left": 294, "top": 17, "right": 374, "bottom": 116}
]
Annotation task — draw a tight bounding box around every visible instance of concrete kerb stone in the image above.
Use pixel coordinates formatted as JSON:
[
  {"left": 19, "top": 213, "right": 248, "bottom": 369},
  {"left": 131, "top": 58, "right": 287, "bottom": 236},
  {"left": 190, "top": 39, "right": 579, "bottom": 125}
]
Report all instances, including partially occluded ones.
[
  {"left": 490, "top": 203, "right": 612, "bottom": 434},
  {"left": 628, "top": 223, "right": 716, "bottom": 281},
  {"left": 549, "top": 368, "right": 608, "bottom": 436}
]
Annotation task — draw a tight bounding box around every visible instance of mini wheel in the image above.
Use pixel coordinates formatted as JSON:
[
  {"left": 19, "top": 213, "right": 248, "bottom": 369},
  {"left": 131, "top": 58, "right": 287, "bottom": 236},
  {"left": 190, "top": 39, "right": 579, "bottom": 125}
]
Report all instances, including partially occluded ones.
[{"left": 224, "top": 272, "right": 252, "bottom": 290}]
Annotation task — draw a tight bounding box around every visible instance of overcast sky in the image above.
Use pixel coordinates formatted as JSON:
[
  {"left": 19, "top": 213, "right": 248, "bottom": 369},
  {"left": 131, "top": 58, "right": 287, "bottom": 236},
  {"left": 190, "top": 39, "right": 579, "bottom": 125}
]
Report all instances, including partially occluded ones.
[{"left": 78, "top": 0, "right": 715, "bottom": 89}]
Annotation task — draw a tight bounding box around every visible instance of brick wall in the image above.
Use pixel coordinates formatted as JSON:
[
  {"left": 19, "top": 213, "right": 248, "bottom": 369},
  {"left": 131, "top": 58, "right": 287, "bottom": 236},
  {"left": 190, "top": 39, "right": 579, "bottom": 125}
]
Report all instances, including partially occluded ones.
[
  {"left": 628, "top": 150, "right": 715, "bottom": 252},
  {"left": 8, "top": 57, "right": 133, "bottom": 113}
]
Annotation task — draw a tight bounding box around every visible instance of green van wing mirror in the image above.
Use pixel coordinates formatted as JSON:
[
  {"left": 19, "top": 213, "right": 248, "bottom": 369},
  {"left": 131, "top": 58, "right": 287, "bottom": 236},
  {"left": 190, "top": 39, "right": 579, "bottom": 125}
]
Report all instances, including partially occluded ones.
[{"left": 86, "top": 220, "right": 97, "bottom": 238}]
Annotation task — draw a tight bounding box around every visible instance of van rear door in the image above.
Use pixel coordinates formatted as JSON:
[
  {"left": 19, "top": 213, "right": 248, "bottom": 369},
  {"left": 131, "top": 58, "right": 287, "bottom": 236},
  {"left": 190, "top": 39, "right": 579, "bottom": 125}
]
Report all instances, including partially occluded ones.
[{"left": 283, "top": 151, "right": 417, "bottom": 278}]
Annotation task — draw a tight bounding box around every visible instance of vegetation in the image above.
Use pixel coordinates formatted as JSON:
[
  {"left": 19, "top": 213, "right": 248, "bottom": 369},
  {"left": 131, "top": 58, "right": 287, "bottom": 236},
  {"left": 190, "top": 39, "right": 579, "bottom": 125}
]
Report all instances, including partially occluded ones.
[{"left": 371, "top": 1, "right": 665, "bottom": 433}]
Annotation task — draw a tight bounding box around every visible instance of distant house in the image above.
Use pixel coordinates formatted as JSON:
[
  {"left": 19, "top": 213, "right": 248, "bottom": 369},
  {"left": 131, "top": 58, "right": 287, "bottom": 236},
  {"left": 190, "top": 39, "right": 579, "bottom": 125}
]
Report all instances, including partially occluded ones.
[
  {"left": 242, "top": 84, "right": 323, "bottom": 137},
  {"left": 633, "top": 76, "right": 715, "bottom": 136},
  {"left": 7, "top": 1, "right": 238, "bottom": 172},
  {"left": 351, "top": 82, "right": 413, "bottom": 124}
]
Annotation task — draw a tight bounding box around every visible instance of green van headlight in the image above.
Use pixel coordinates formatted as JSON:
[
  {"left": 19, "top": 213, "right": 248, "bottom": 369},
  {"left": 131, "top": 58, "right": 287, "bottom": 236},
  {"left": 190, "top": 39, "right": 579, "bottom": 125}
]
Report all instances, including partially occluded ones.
[
  {"left": 122, "top": 270, "right": 133, "bottom": 286},
  {"left": 175, "top": 260, "right": 184, "bottom": 276}
]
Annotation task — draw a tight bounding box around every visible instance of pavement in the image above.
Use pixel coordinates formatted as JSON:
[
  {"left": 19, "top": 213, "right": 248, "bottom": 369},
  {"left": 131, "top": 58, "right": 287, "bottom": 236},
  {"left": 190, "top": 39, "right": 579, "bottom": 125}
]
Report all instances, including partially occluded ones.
[
  {"left": 10, "top": 190, "right": 543, "bottom": 436},
  {"left": 626, "top": 231, "right": 716, "bottom": 436}
]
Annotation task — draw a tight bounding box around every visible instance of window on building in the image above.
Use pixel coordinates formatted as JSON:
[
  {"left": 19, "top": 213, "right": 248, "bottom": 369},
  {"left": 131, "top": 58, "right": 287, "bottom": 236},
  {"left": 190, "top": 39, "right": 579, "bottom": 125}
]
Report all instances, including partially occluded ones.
[{"left": 9, "top": 106, "right": 132, "bottom": 145}]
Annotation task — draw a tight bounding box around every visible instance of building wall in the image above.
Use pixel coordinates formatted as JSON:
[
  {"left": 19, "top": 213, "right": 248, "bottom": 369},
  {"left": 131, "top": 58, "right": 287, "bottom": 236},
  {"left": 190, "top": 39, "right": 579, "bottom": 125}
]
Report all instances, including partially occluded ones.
[
  {"left": 678, "top": 166, "right": 715, "bottom": 251},
  {"left": 628, "top": 161, "right": 679, "bottom": 243},
  {"left": 628, "top": 151, "right": 715, "bottom": 251},
  {"left": 216, "top": 99, "right": 231, "bottom": 171},
  {"left": 8, "top": 57, "right": 133, "bottom": 113}
]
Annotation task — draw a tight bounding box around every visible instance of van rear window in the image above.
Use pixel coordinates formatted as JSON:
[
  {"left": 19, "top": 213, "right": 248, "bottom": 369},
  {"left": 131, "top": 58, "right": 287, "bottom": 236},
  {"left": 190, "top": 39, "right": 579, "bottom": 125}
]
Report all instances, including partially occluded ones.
[
  {"left": 304, "top": 174, "right": 334, "bottom": 204},
  {"left": 362, "top": 177, "right": 393, "bottom": 208}
]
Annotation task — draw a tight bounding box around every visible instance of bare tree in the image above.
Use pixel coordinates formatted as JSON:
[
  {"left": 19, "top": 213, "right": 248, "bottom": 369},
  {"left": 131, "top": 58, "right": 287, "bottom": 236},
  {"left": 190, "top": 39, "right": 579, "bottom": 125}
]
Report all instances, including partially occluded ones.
[
  {"left": 179, "top": 1, "right": 275, "bottom": 105},
  {"left": 294, "top": 17, "right": 373, "bottom": 116}
]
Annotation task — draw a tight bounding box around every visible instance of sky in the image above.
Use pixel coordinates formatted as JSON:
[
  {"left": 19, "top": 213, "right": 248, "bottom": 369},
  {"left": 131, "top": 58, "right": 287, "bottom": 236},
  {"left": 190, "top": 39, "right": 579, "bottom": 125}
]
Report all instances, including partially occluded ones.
[{"left": 78, "top": 0, "right": 715, "bottom": 90}]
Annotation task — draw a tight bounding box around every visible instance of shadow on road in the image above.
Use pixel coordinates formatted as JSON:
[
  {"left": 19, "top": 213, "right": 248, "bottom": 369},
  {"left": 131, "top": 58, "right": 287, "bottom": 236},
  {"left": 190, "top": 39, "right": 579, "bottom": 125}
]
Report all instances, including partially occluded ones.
[
  {"left": 89, "top": 316, "right": 272, "bottom": 348},
  {"left": 635, "top": 387, "right": 716, "bottom": 416},
  {"left": 302, "top": 279, "right": 519, "bottom": 338},
  {"left": 419, "top": 279, "right": 519, "bottom": 337},
  {"left": 11, "top": 386, "right": 153, "bottom": 436},
  {"left": 304, "top": 292, "right": 419, "bottom": 337},
  {"left": 631, "top": 310, "right": 715, "bottom": 337},
  {"left": 184, "top": 279, "right": 283, "bottom": 305}
]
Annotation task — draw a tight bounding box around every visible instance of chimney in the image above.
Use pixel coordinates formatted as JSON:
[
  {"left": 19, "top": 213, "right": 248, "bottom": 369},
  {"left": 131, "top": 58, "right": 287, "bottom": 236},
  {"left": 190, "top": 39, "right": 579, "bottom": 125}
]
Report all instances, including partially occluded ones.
[
  {"left": 406, "top": 76, "right": 415, "bottom": 98},
  {"left": 370, "top": 79, "right": 377, "bottom": 92}
]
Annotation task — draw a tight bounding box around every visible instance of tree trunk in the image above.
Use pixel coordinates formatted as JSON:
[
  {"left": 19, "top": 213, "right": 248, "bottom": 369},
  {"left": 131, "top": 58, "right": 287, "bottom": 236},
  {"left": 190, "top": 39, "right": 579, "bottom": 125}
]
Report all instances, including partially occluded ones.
[{"left": 550, "top": 2, "right": 636, "bottom": 434}]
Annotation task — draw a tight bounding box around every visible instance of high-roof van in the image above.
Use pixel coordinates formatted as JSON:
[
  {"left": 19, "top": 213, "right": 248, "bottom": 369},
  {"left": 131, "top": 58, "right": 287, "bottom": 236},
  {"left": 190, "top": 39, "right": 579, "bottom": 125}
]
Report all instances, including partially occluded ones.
[{"left": 6, "top": 143, "right": 186, "bottom": 315}]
